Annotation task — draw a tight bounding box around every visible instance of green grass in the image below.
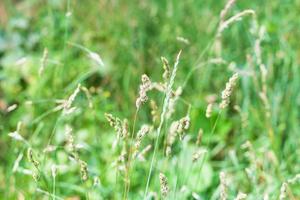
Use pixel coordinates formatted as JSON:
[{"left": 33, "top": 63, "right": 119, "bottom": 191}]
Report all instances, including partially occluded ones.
[{"left": 1, "top": 0, "right": 300, "bottom": 199}]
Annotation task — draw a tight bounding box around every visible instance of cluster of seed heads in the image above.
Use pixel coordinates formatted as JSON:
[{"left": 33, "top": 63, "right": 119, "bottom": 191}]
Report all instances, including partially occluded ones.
[
  {"left": 133, "top": 125, "right": 151, "bottom": 158},
  {"left": 220, "top": 73, "right": 239, "bottom": 109},
  {"left": 105, "top": 113, "right": 128, "bottom": 139},
  {"left": 159, "top": 173, "right": 169, "bottom": 198},
  {"left": 136, "top": 74, "right": 152, "bottom": 109},
  {"left": 166, "top": 115, "right": 190, "bottom": 156}
]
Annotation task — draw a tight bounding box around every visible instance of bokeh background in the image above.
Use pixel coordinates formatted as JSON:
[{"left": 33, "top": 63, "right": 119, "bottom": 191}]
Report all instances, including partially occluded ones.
[{"left": 0, "top": 0, "right": 300, "bottom": 199}]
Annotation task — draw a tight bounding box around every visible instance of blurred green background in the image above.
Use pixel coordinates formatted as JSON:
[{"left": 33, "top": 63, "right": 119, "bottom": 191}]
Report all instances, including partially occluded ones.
[{"left": 0, "top": 0, "right": 300, "bottom": 199}]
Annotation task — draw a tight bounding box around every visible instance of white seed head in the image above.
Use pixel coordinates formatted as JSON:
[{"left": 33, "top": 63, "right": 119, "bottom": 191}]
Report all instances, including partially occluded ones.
[
  {"left": 220, "top": 73, "right": 239, "bottom": 109},
  {"left": 206, "top": 103, "right": 213, "bottom": 118},
  {"left": 136, "top": 74, "right": 152, "bottom": 108}
]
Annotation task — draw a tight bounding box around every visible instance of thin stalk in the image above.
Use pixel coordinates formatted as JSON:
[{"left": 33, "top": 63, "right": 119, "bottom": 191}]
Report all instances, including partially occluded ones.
[
  {"left": 52, "top": 174, "right": 56, "bottom": 200},
  {"left": 144, "top": 50, "right": 182, "bottom": 199},
  {"left": 123, "top": 109, "right": 139, "bottom": 200}
]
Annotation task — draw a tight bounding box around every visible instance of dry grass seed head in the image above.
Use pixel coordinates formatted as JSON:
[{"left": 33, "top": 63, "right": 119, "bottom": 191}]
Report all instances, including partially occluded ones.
[
  {"left": 62, "top": 84, "right": 81, "bottom": 114},
  {"left": 279, "top": 182, "right": 288, "bottom": 200},
  {"left": 133, "top": 125, "right": 151, "bottom": 157},
  {"left": 159, "top": 173, "right": 169, "bottom": 197},
  {"left": 220, "top": 0, "right": 236, "bottom": 22},
  {"left": 220, "top": 73, "right": 239, "bottom": 109},
  {"left": 104, "top": 113, "right": 128, "bottom": 139},
  {"left": 192, "top": 149, "right": 207, "bottom": 162},
  {"left": 79, "top": 160, "right": 88, "bottom": 181},
  {"left": 136, "top": 74, "right": 152, "bottom": 109},
  {"left": 219, "top": 171, "right": 228, "bottom": 200},
  {"left": 206, "top": 103, "right": 213, "bottom": 118},
  {"left": 27, "top": 148, "right": 39, "bottom": 169},
  {"left": 166, "top": 115, "right": 190, "bottom": 156},
  {"left": 161, "top": 57, "right": 170, "bottom": 82}
]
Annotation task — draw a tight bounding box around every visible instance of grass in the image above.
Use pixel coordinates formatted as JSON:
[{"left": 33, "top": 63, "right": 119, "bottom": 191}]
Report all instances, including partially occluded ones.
[{"left": 0, "top": 0, "right": 300, "bottom": 199}]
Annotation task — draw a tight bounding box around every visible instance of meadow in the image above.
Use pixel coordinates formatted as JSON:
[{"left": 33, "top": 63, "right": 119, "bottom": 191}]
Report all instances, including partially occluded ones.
[{"left": 0, "top": 0, "right": 300, "bottom": 199}]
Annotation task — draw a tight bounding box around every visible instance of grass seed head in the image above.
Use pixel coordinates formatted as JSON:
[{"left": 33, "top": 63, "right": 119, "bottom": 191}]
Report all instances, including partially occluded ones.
[
  {"left": 79, "top": 160, "right": 88, "bottom": 181},
  {"left": 136, "top": 74, "right": 152, "bottom": 109},
  {"left": 219, "top": 171, "right": 228, "bottom": 200},
  {"left": 159, "top": 173, "right": 169, "bottom": 197},
  {"left": 161, "top": 57, "right": 170, "bottom": 82},
  {"left": 27, "top": 148, "right": 39, "bottom": 169},
  {"left": 279, "top": 182, "right": 288, "bottom": 200},
  {"left": 220, "top": 73, "right": 239, "bottom": 109},
  {"left": 206, "top": 103, "right": 213, "bottom": 118}
]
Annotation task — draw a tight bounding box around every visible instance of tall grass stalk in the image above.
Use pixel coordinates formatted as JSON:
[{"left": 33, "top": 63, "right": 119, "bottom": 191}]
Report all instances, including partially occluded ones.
[
  {"left": 144, "top": 50, "right": 182, "bottom": 199},
  {"left": 124, "top": 109, "right": 139, "bottom": 199}
]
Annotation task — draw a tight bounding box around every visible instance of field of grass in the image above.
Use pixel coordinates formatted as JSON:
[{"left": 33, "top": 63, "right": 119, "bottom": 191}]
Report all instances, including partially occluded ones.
[{"left": 1, "top": 0, "right": 300, "bottom": 199}]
